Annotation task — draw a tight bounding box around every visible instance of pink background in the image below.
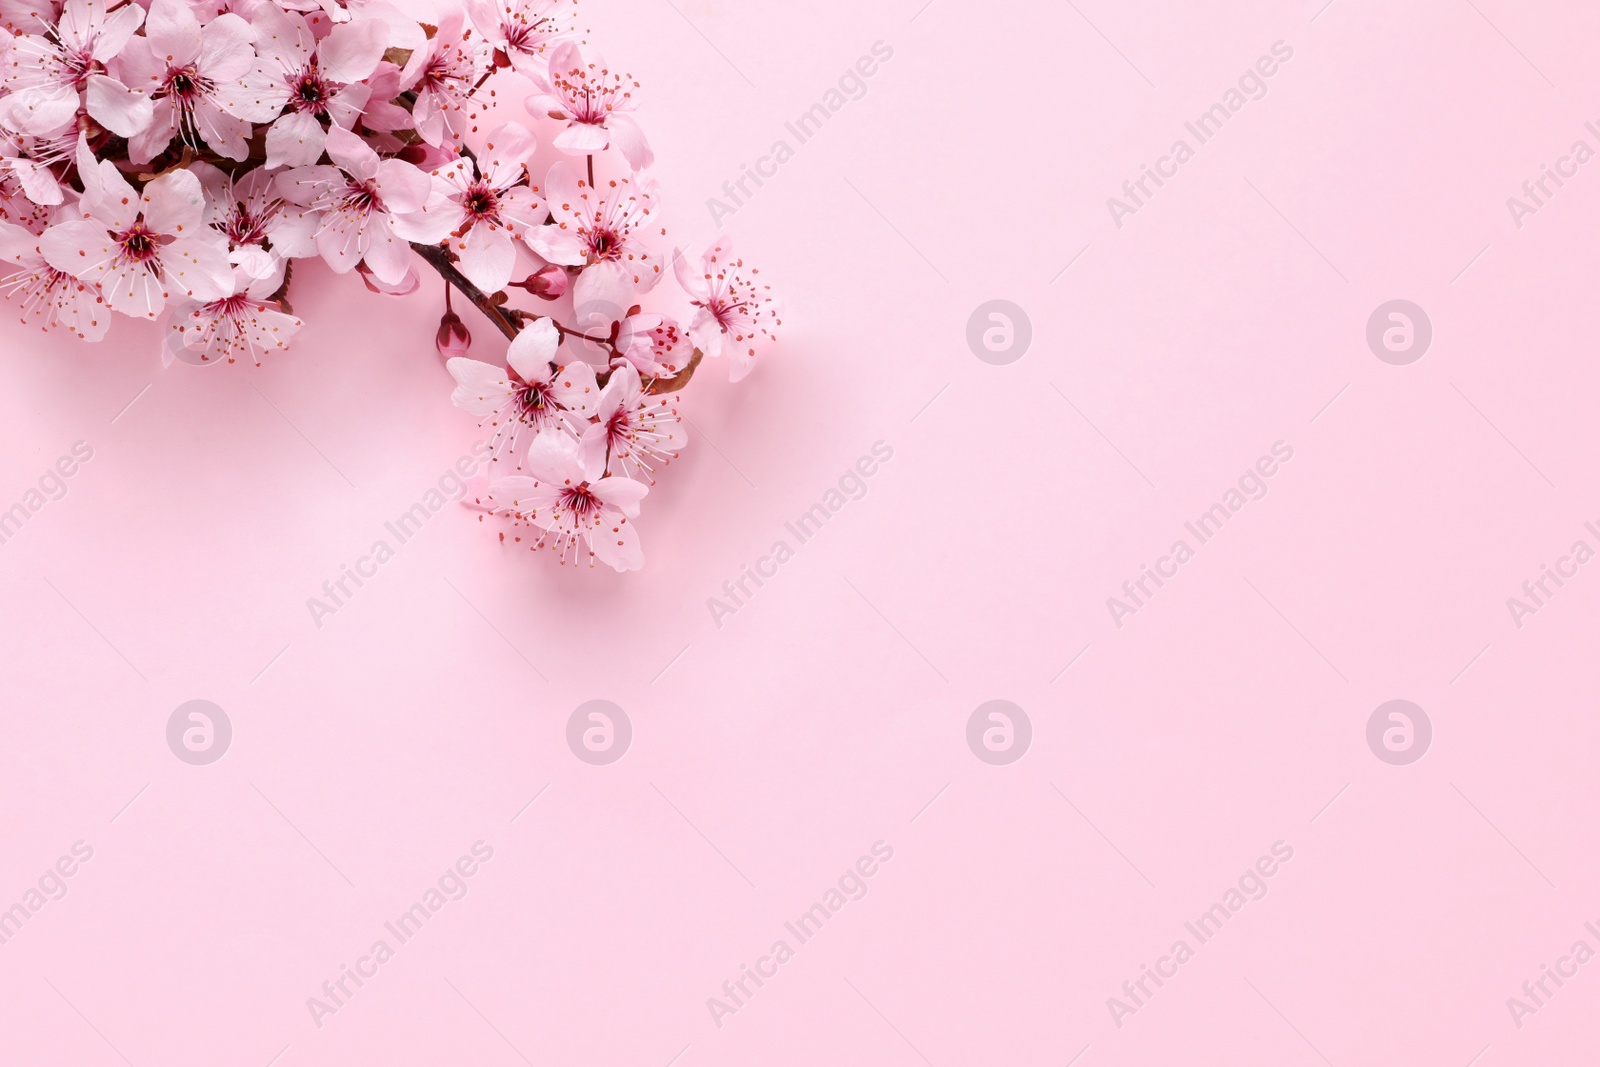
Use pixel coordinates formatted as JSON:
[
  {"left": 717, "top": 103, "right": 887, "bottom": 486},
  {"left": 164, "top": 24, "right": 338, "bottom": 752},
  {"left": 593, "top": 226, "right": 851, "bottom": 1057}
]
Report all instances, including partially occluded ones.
[{"left": 5, "top": 0, "right": 1600, "bottom": 1063}]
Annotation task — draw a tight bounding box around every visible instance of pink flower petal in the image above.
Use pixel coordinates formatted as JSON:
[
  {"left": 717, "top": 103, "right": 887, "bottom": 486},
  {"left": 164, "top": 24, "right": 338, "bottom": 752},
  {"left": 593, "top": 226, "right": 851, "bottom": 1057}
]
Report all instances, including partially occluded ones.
[
  {"left": 317, "top": 17, "right": 388, "bottom": 83},
  {"left": 506, "top": 317, "right": 558, "bottom": 382},
  {"left": 140, "top": 168, "right": 205, "bottom": 235},
  {"left": 590, "top": 474, "right": 646, "bottom": 518},
  {"left": 85, "top": 74, "right": 153, "bottom": 138},
  {"left": 265, "top": 110, "right": 328, "bottom": 169}
]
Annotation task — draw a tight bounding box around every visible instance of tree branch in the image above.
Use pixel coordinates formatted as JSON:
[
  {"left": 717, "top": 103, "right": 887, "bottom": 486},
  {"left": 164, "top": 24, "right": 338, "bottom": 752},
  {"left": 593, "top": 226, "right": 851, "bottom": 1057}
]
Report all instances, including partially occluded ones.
[
  {"left": 410, "top": 241, "right": 522, "bottom": 342},
  {"left": 410, "top": 240, "right": 700, "bottom": 394}
]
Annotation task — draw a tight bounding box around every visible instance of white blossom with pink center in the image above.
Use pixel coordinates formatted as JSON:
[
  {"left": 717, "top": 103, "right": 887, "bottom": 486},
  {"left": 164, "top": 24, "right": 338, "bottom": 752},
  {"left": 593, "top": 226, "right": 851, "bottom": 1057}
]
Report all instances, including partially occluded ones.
[
  {"left": 250, "top": 5, "right": 388, "bottom": 168},
  {"left": 275, "top": 124, "right": 431, "bottom": 286},
  {"left": 526, "top": 161, "right": 662, "bottom": 295},
  {"left": 112, "top": 0, "right": 282, "bottom": 164},
  {"left": 192, "top": 162, "right": 315, "bottom": 281},
  {"left": 0, "top": 215, "right": 109, "bottom": 339},
  {"left": 1, "top": 0, "right": 152, "bottom": 138},
  {"left": 560, "top": 248, "right": 687, "bottom": 377},
  {"left": 463, "top": 0, "right": 572, "bottom": 76},
  {"left": 415, "top": 121, "right": 545, "bottom": 293},
  {"left": 164, "top": 267, "right": 301, "bottom": 365},
  {"left": 613, "top": 311, "right": 692, "bottom": 380},
  {"left": 445, "top": 316, "right": 599, "bottom": 468},
  {"left": 397, "top": 9, "right": 488, "bottom": 148},
  {"left": 39, "top": 139, "right": 232, "bottom": 317},
  {"left": 673, "top": 237, "right": 781, "bottom": 382},
  {"left": 578, "top": 362, "right": 685, "bottom": 484},
  {"left": 526, "top": 40, "right": 651, "bottom": 170},
  {"left": 469, "top": 426, "right": 648, "bottom": 570}
]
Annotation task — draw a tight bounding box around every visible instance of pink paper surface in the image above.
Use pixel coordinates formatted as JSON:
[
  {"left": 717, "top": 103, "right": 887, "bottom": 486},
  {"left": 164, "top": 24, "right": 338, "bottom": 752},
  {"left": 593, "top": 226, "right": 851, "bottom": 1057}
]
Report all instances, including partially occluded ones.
[{"left": 4, "top": 0, "right": 1599, "bottom": 1063}]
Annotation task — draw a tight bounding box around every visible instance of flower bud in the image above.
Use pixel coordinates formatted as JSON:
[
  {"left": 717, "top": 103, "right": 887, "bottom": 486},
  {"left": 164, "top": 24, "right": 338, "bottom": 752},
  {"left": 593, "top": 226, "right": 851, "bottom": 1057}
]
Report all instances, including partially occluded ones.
[
  {"left": 436, "top": 311, "right": 471, "bottom": 360},
  {"left": 510, "top": 263, "right": 568, "bottom": 300}
]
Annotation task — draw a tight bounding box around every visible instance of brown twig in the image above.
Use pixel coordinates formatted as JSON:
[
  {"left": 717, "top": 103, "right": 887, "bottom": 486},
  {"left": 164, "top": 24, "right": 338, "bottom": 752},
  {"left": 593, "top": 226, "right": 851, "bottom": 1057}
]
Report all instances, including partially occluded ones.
[
  {"left": 410, "top": 242, "right": 522, "bottom": 342},
  {"left": 412, "top": 242, "right": 621, "bottom": 351}
]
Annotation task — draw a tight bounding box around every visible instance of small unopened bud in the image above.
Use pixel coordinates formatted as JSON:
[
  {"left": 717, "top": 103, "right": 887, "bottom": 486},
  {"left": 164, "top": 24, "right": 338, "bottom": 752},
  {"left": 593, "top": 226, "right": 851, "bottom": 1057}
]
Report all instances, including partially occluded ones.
[
  {"left": 510, "top": 263, "right": 568, "bottom": 300},
  {"left": 436, "top": 311, "right": 471, "bottom": 360}
]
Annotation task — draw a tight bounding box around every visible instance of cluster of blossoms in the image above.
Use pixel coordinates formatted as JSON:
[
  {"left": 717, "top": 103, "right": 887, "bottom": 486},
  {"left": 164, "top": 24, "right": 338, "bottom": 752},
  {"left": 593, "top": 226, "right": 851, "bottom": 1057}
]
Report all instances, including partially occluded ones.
[{"left": 0, "top": 0, "right": 780, "bottom": 570}]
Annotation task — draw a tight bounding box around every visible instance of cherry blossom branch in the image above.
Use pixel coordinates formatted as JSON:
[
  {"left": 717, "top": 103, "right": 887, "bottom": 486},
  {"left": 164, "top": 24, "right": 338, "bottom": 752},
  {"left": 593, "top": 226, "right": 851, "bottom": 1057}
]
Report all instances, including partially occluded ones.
[
  {"left": 411, "top": 242, "right": 610, "bottom": 349},
  {"left": 550, "top": 321, "right": 610, "bottom": 344},
  {"left": 409, "top": 243, "right": 702, "bottom": 395},
  {"left": 410, "top": 241, "right": 522, "bottom": 342}
]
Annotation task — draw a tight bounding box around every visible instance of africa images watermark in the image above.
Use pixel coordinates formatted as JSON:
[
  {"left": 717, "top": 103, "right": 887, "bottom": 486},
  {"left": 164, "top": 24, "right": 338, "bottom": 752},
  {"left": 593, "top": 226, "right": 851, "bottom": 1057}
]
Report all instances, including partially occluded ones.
[
  {"left": 1107, "top": 40, "right": 1295, "bottom": 228},
  {"left": 1107, "top": 441, "right": 1295, "bottom": 628},
  {"left": 1505, "top": 121, "right": 1600, "bottom": 229},
  {"left": 706, "top": 41, "right": 895, "bottom": 226},
  {"left": 0, "top": 841, "right": 95, "bottom": 947},
  {"left": 707, "top": 440, "right": 894, "bottom": 627},
  {"left": 706, "top": 841, "right": 895, "bottom": 1029},
  {"left": 306, "top": 441, "right": 493, "bottom": 628},
  {"left": 306, "top": 840, "right": 494, "bottom": 1028},
  {"left": 0, "top": 440, "right": 95, "bottom": 547},
  {"left": 1503, "top": 520, "right": 1600, "bottom": 629},
  {"left": 1107, "top": 840, "right": 1295, "bottom": 1029},
  {"left": 1505, "top": 919, "right": 1600, "bottom": 1030}
]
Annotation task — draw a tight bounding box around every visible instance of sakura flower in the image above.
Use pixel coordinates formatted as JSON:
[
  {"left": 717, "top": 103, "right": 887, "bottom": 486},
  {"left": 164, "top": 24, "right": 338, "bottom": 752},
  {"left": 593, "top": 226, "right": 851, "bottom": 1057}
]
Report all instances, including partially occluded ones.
[
  {"left": 192, "top": 161, "right": 315, "bottom": 280},
  {"left": 275, "top": 124, "right": 431, "bottom": 285},
  {"left": 0, "top": 216, "right": 108, "bottom": 339},
  {"left": 445, "top": 316, "right": 598, "bottom": 466},
  {"left": 560, "top": 247, "right": 677, "bottom": 371},
  {"left": 0, "top": 125, "right": 76, "bottom": 206},
  {"left": 165, "top": 268, "right": 302, "bottom": 365},
  {"left": 525, "top": 161, "right": 661, "bottom": 292},
  {"left": 397, "top": 9, "right": 488, "bottom": 147},
  {"left": 527, "top": 40, "right": 651, "bottom": 170},
  {"left": 419, "top": 121, "right": 544, "bottom": 292},
  {"left": 469, "top": 426, "right": 648, "bottom": 570},
  {"left": 673, "top": 238, "right": 780, "bottom": 382},
  {"left": 1, "top": 0, "right": 152, "bottom": 138},
  {"left": 614, "top": 310, "right": 693, "bottom": 379},
  {"left": 250, "top": 5, "right": 387, "bottom": 168},
  {"left": 463, "top": 0, "right": 571, "bottom": 75},
  {"left": 114, "top": 0, "right": 284, "bottom": 163},
  {"left": 578, "top": 362, "right": 685, "bottom": 483},
  {"left": 40, "top": 140, "right": 232, "bottom": 317}
]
